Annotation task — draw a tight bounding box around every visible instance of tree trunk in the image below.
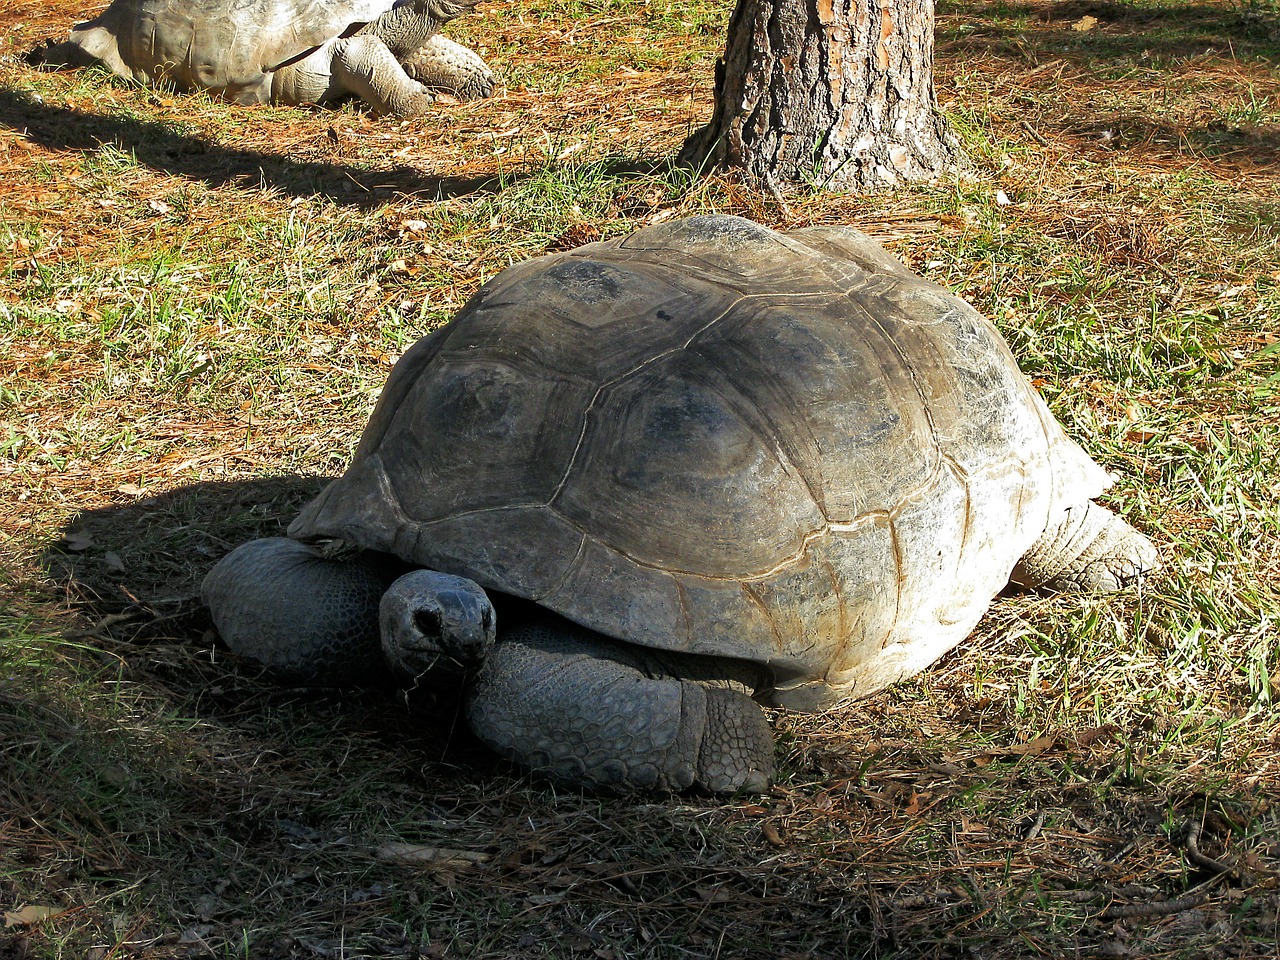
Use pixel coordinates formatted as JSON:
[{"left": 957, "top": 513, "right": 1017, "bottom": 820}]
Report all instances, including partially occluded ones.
[{"left": 680, "top": 0, "right": 966, "bottom": 192}]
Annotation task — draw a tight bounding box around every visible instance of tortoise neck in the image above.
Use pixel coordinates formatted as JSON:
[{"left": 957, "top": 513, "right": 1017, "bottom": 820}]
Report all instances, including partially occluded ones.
[{"left": 356, "top": 0, "right": 475, "bottom": 59}]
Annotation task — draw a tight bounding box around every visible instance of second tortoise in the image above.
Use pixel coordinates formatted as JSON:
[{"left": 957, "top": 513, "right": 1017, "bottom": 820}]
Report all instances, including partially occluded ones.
[{"left": 30, "top": 0, "right": 494, "bottom": 115}]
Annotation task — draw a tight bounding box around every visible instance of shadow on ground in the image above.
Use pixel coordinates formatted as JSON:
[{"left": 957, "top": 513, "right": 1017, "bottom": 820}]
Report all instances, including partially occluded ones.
[
  {"left": 935, "top": 0, "right": 1280, "bottom": 169},
  {"left": 44, "top": 473, "right": 540, "bottom": 651},
  {"left": 39, "top": 473, "right": 488, "bottom": 761},
  {"left": 939, "top": 0, "right": 1280, "bottom": 63},
  {"left": 44, "top": 476, "right": 328, "bottom": 637},
  {"left": 0, "top": 85, "right": 503, "bottom": 206}
]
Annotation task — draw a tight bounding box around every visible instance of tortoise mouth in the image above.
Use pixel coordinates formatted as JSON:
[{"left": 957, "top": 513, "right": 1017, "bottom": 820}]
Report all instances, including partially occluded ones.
[{"left": 405, "top": 607, "right": 488, "bottom": 671}]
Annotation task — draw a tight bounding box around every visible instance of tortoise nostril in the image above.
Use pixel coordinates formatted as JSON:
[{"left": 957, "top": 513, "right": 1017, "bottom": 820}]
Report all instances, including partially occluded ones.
[{"left": 413, "top": 608, "right": 443, "bottom": 640}]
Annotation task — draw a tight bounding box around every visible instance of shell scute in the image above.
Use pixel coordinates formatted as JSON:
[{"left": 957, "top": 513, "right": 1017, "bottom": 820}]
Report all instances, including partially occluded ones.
[
  {"left": 450, "top": 253, "right": 750, "bottom": 384},
  {"left": 690, "top": 294, "right": 938, "bottom": 525},
  {"left": 553, "top": 349, "right": 824, "bottom": 578},
  {"left": 397, "top": 506, "right": 587, "bottom": 600},
  {"left": 376, "top": 355, "right": 594, "bottom": 523}
]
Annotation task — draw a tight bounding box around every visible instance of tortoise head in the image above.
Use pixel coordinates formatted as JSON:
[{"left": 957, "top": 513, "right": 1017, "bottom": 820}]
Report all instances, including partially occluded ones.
[{"left": 379, "top": 570, "right": 497, "bottom": 680}]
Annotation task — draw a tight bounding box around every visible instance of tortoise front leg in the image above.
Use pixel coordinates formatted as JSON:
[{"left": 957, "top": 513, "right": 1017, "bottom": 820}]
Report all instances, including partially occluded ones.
[
  {"left": 202, "top": 537, "right": 400, "bottom": 685},
  {"left": 466, "top": 620, "right": 776, "bottom": 794},
  {"left": 355, "top": 0, "right": 478, "bottom": 60},
  {"left": 327, "top": 35, "right": 437, "bottom": 116},
  {"left": 402, "top": 34, "right": 494, "bottom": 101},
  {"left": 319, "top": 0, "right": 487, "bottom": 115}
]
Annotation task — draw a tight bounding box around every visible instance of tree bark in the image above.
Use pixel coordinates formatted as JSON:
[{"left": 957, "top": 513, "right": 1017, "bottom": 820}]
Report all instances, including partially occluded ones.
[{"left": 681, "top": 0, "right": 966, "bottom": 192}]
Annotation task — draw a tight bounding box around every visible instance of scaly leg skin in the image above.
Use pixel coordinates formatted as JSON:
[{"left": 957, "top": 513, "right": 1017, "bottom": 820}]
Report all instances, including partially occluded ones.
[
  {"left": 466, "top": 618, "right": 776, "bottom": 795},
  {"left": 201, "top": 537, "right": 400, "bottom": 685},
  {"left": 1011, "top": 501, "right": 1159, "bottom": 593},
  {"left": 358, "top": 0, "right": 477, "bottom": 59},
  {"left": 402, "top": 34, "right": 495, "bottom": 100},
  {"left": 328, "top": 35, "right": 437, "bottom": 117},
  {"left": 330, "top": 0, "right": 488, "bottom": 112}
]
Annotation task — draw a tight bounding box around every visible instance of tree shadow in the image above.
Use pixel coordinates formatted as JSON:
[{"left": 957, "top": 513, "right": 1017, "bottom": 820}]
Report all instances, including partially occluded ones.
[
  {"left": 938, "top": 0, "right": 1280, "bottom": 65},
  {"left": 1050, "top": 112, "right": 1280, "bottom": 170},
  {"left": 41, "top": 474, "right": 488, "bottom": 760},
  {"left": 44, "top": 475, "right": 329, "bottom": 635},
  {"left": 935, "top": 0, "right": 1280, "bottom": 169},
  {"left": 0, "top": 85, "right": 504, "bottom": 206}
]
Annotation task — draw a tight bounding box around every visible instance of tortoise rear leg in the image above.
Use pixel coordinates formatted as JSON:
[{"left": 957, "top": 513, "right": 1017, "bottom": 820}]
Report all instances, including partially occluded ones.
[
  {"left": 465, "top": 619, "right": 776, "bottom": 795},
  {"left": 1011, "top": 501, "right": 1159, "bottom": 593}
]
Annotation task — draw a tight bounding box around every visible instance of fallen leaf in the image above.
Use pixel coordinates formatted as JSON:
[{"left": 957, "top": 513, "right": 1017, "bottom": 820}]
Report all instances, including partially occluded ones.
[
  {"left": 694, "top": 885, "right": 732, "bottom": 903},
  {"left": 100, "top": 763, "right": 133, "bottom": 788},
  {"left": 374, "top": 843, "right": 489, "bottom": 870},
  {"left": 1125, "top": 429, "right": 1159, "bottom": 444},
  {"left": 1000, "top": 735, "right": 1057, "bottom": 756},
  {"left": 61, "top": 530, "right": 95, "bottom": 552},
  {"left": 1075, "top": 725, "right": 1117, "bottom": 747},
  {"left": 4, "top": 905, "right": 63, "bottom": 927},
  {"left": 525, "top": 891, "right": 565, "bottom": 906},
  {"left": 760, "top": 820, "right": 786, "bottom": 846}
]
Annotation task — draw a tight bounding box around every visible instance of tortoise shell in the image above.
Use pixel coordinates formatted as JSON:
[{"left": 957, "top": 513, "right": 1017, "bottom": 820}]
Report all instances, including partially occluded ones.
[{"left": 290, "top": 216, "right": 1110, "bottom": 710}]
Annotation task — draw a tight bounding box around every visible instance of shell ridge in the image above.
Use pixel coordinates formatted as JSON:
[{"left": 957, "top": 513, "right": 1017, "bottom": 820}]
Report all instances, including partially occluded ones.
[
  {"left": 738, "top": 581, "right": 788, "bottom": 654},
  {"left": 819, "top": 554, "right": 850, "bottom": 667},
  {"left": 692, "top": 340, "right": 831, "bottom": 523},
  {"left": 603, "top": 245, "right": 829, "bottom": 296},
  {"left": 546, "top": 386, "right": 603, "bottom": 507},
  {"left": 884, "top": 515, "right": 905, "bottom": 651},
  {"left": 544, "top": 297, "right": 747, "bottom": 508},
  {"left": 533, "top": 530, "right": 595, "bottom": 603},
  {"left": 844, "top": 291, "right": 945, "bottom": 457},
  {"left": 672, "top": 577, "right": 695, "bottom": 647},
  {"left": 434, "top": 348, "right": 598, "bottom": 389},
  {"left": 372, "top": 448, "right": 1036, "bottom": 591},
  {"left": 938, "top": 456, "right": 975, "bottom": 627}
]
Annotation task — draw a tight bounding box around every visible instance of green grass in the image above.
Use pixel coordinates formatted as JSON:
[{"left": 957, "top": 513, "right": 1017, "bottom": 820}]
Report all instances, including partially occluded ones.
[{"left": 2, "top": 0, "right": 1279, "bottom": 956}]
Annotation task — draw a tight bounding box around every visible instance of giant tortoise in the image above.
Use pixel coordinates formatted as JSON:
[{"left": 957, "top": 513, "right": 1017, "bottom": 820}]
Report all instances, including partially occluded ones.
[
  {"left": 29, "top": 0, "right": 493, "bottom": 115},
  {"left": 202, "top": 215, "right": 1159, "bottom": 794}
]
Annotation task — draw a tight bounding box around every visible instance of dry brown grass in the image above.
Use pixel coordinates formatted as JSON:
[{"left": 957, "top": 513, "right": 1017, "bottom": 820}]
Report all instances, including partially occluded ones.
[{"left": 2, "top": 0, "right": 1279, "bottom": 957}]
